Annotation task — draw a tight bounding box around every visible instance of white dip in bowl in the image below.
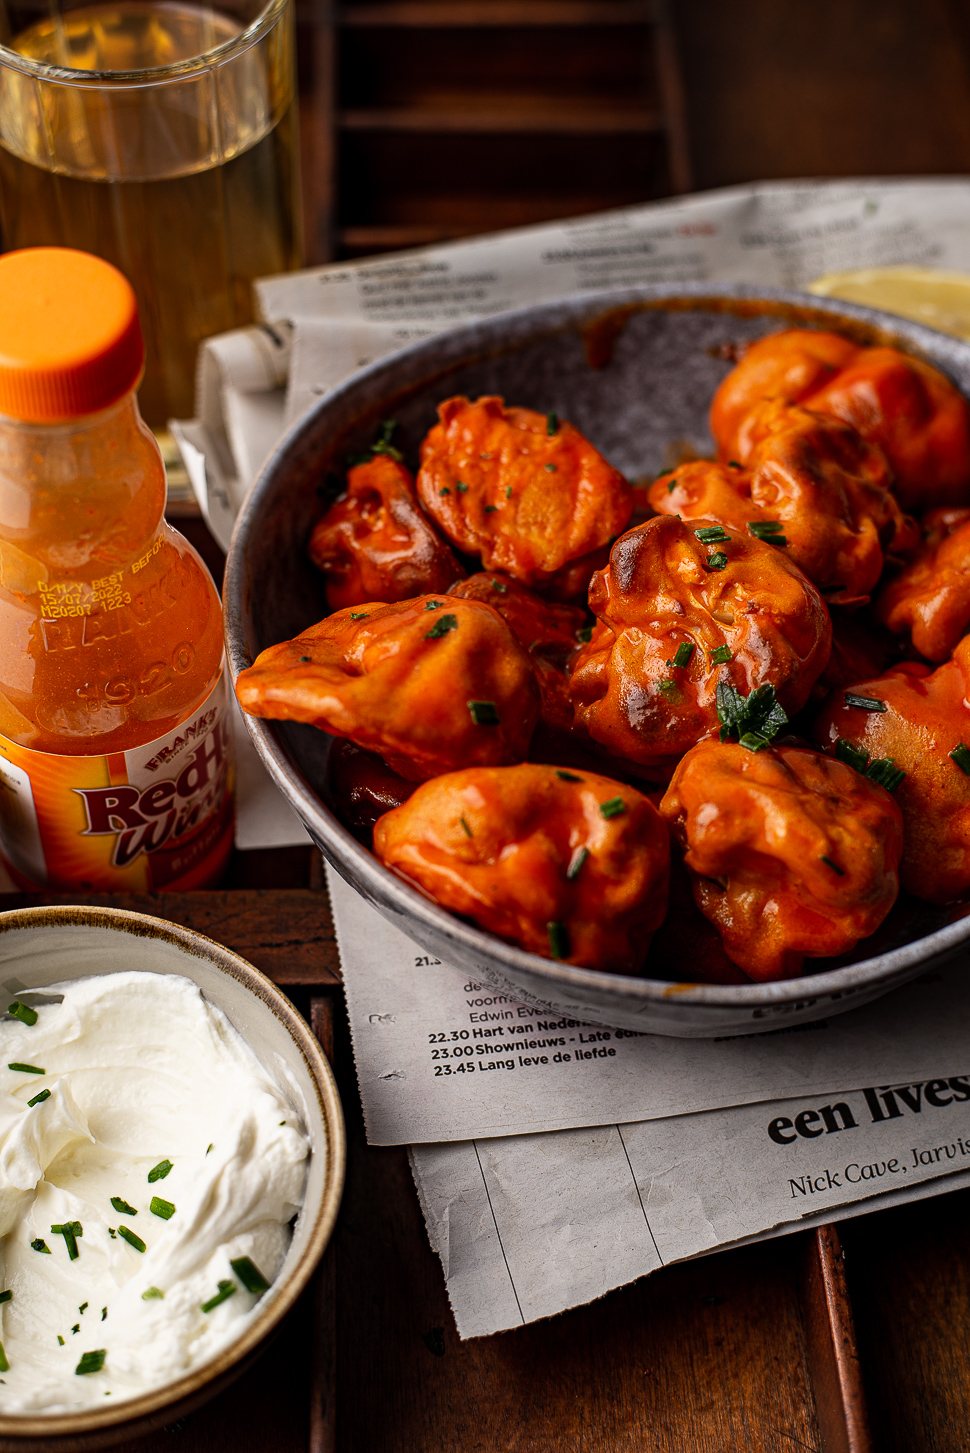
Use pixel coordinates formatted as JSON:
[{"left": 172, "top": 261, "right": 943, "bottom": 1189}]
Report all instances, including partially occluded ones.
[{"left": 0, "top": 970, "right": 310, "bottom": 1414}]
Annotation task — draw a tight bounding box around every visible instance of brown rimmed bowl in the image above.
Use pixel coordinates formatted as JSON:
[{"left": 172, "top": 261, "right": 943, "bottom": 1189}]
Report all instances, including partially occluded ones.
[
  {"left": 0, "top": 905, "right": 345, "bottom": 1451},
  {"left": 224, "top": 282, "right": 970, "bottom": 1038}
]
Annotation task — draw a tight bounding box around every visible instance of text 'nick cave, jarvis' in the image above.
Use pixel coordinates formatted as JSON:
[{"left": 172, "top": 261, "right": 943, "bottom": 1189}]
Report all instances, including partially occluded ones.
[{"left": 766, "top": 1074, "right": 970, "bottom": 1145}]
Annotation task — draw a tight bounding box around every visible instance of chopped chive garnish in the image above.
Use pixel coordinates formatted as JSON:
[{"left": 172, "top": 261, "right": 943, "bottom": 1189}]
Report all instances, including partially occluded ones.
[
  {"left": 148, "top": 1160, "right": 173, "bottom": 1183},
  {"left": 439, "top": 486, "right": 451, "bottom": 496},
  {"left": 706, "top": 552, "right": 729, "bottom": 571},
  {"left": 556, "top": 770, "right": 583, "bottom": 782},
  {"left": 0, "top": 1291, "right": 11, "bottom": 1305},
  {"left": 372, "top": 420, "right": 401, "bottom": 459},
  {"left": 101, "top": 1308, "right": 107, "bottom": 1321},
  {"left": 349, "top": 612, "right": 369, "bottom": 620},
  {"left": 201, "top": 1280, "right": 237, "bottom": 1314},
  {"left": 845, "top": 693, "right": 887, "bottom": 712},
  {"left": 206, "top": 1145, "right": 213, "bottom": 1156},
  {"left": 110, "top": 1197, "right": 137, "bottom": 1216},
  {"left": 76, "top": 1350, "right": 105, "bottom": 1376},
  {"left": 467, "top": 700, "right": 500, "bottom": 726},
  {"left": 710, "top": 645, "right": 732, "bottom": 664},
  {"left": 566, "top": 846, "right": 589, "bottom": 881},
  {"left": 108, "top": 1228, "right": 116, "bottom": 1239},
  {"left": 748, "top": 520, "right": 785, "bottom": 542},
  {"left": 150, "top": 1197, "right": 175, "bottom": 1221},
  {"left": 658, "top": 679, "right": 681, "bottom": 701},
  {"left": 142, "top": 1287, "right": 164, "bottom": 1300},
  {"left": 546, "top": 411, "right": 558, "bottom": 435},
  {"left": 491, "top": 579, "right": 507, "bottom": 592},
  {"left": 71, "top": 1324, "right": 79, "bottom": 1335},
  {"left": 575, "top": 625, "right": 593, "bottom": 644},
  {"left": 459, "top": 817, "right": 473, "bottom": 838},
  {"left": 739, "top": 732, "right": 769, "bottom": 752},
  {"left": 7, "top": 1002, "right": 37, "bottom": 1026},
  {"left": 0, "top": 1343, "right": 8, "bottom": 1373},
  {"left": 547, "top": 921, "right": 571, "bottom": 960},
  {"left": 57, "top": 1335, "right": 64, "bottom": 1345},
  {"left": 951, "top": 743, "right": 970, "bottom": 775},
  {"left": 694, "top": 526, "right": 731, "bottom": 544},
  {"left": 671, "top": 642, "right": 695, "bottom": 669},
  {"left": 299, "top": 656, "right": 311, "bottom": 663},
  {"left": 27, "top": 1088, "right": 50, "bottom": 1107},
  {"left": 716, "top": 681, "right": 787, "bottom": 744},
  {"left": 667, "top": 478, "right": 678, "bottom": 493},
  {"left": 866, "top": 758, "right": 906, "bottom": 792},
  {"left": 456, "top": 482, "right": 468, "bottom": 494},
  {"left": 835, "top": 738, "right": 869, "bottom": 773},
  {"left": 118, "top": 1227, "right": 145, "bottom": 1253},
  {"left": 599, "top": 797, "right": 626, "bottom": 820},
  {"left": 8, "top": 1063, "right": 43, "bottom": 1074},
  {"left": 544, "top": 463, "right": 557, "bottom": 473},
  {"left": 51, "top": 1223, "right": 82, "bottom": 1260},
  {"left": 230, "top": 1257, "right": 271, "bottom": 1295},
  {"left": 424, "top": 600, "right": 443, "bottom": 610},
  {"left": 484, "top": 504, "right": 497, "bottom": 513},
  {"left": 505, "top": 487, "right": 513, "bottom": 499},
  {"left": 79, "top": 1303, "right": 87, "bottom": 1314},
  {"left": 31, "top": 1239, "right": 49, "bottom": 1254},
  {"left": 425, "top": 613, "right": 458, "bottom": 640},
  {"left": 821, "top": 855, "right": 846, "bottom": 876}
]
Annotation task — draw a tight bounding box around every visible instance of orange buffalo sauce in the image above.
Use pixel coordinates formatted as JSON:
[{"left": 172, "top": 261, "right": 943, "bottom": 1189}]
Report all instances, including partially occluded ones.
[{"left": 0, "top": 248, "right": 232, "bottom": 889}]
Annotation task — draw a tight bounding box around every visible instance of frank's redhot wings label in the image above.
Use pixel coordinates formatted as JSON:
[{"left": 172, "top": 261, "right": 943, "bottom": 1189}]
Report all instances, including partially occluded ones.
[{"left": 0, "top": 672, "right": 233, "bottom": 891}]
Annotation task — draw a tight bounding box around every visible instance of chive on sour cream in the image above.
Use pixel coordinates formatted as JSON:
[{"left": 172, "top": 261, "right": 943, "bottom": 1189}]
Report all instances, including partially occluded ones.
[{"left": 0, "top": 971, "right": 309, "bottom": 1413}]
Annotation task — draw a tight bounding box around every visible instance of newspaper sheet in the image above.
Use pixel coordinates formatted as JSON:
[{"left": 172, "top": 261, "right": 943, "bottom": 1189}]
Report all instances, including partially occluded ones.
[
  {"left": 328, "top": 869, "right": 970, "bottom": 1148},
  {"left": 410, "top": 1108, "right": 970, "bottom": 1337}
]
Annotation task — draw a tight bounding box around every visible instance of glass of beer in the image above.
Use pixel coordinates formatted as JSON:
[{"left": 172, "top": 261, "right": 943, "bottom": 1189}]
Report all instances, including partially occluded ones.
[{"left": 0, "top": 0, "right": 302, "bottom": 424}]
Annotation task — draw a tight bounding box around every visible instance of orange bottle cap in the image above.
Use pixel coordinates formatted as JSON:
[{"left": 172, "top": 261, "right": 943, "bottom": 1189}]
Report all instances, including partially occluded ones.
[{"left": 0, "top": 247, "right": 145, "bottom": 423}]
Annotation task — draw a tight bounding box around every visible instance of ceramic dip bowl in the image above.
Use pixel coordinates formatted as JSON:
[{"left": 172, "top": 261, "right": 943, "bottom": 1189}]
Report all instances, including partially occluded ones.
[
  {"left": 0, "top": 906, "right": 344, "bottom": 1451},
  {"left": 224, "top": 283, "right": 970, "bottom": 1038}
]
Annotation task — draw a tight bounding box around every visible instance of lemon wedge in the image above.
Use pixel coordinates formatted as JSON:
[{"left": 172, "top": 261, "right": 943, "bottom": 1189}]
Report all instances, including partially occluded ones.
[{"left": 807, "top": 266, "right": 970, "bottom": 341}]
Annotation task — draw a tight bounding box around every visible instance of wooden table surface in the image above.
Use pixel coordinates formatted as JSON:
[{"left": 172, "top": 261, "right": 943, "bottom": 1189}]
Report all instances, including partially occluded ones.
[{"left": 9, "top": 858, "right": 970, "bottom": 1453}]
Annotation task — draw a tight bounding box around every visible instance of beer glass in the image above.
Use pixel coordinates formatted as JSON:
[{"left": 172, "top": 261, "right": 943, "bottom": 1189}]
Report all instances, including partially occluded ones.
[{"left": 0, "top": 0, "right": 302, "bottom": 423}]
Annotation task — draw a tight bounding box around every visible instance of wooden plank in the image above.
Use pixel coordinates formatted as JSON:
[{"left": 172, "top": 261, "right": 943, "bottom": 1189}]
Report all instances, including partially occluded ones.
[
  {"left": 297, "top": 1, "right": 338, "bottom": 264},
  {"left": 339, "top": 1, "right": 654, "bottom": 27},
  {"left": 0, "top": 890, "right": 342, "bottom": 987},
  {"left": 339, "top": 223, "right": 499, "bottom": 247},
  {"left": 800, "top": 1225, "right": 873, "bottom": 1453},
  {"left": 653, "top": 0, "right": 692, "bottom": 192},
  {"left": 839, "top": 1187, "right": 970, "bottom": 1452},
  {"left": 338, "top": 102, "right": 662, "bottom": 131}
]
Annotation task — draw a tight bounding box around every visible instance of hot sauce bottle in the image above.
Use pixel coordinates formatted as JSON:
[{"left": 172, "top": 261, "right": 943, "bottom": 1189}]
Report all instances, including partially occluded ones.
[{"left": 0, "top": 247, "right": 233, "bottom": 889}]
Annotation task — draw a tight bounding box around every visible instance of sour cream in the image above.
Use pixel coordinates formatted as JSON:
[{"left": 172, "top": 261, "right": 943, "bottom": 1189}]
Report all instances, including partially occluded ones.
[{"left": 0, "top": 971, "right": 310, "bottom": 1413}]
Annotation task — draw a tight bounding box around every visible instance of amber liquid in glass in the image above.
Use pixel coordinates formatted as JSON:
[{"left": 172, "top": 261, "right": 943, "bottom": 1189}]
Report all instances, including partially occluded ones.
[{"left": 0, "top": 2, "right": 301, "bottom": 423}]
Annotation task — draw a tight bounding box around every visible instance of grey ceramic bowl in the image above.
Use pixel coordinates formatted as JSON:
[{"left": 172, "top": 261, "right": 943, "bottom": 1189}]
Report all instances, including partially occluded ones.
[
  {"left": 0, "top": 906, "right": 345, "bottom": 1451},
  {"left": 225, "top": 282, "right": 970, "bottom": 1038}
]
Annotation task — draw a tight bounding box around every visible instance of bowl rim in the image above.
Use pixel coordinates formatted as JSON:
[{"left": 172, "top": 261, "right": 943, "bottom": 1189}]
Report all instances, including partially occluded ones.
[
  {"left": 224, "top": 280, "right": 970, "bottom": 1012},
  {"left": 0, "top": 904, "right": 345, "bottom": 1438}
]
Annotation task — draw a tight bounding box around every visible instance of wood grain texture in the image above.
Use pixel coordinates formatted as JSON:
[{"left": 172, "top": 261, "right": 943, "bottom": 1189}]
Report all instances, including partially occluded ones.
[
  {"left": 674, "top": 0, "right": 970, "bottom": 187},
  {"left": 801, "top": 1226, "right": 872, "bottom": 1453},
  {"left": 0, "top": 890, "right": 342, "bottom": 986},
  {"left": 840, "top": 1187, "right": 970, "bottom": 1453}
]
